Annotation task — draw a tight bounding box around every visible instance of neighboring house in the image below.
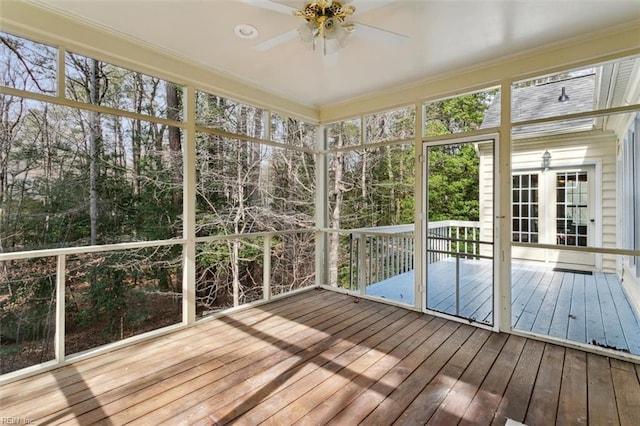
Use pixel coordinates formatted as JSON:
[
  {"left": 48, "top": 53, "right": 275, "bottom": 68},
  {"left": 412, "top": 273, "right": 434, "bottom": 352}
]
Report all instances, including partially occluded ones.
[{"left": 478, "top": 58, "right": 640, "bottom": 314}]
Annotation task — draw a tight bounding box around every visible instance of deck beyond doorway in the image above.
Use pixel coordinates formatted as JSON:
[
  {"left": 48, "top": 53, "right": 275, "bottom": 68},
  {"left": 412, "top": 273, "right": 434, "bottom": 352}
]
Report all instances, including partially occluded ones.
[
  {"left": 1, "top": 289, "right": 639, "bottom": 425},
  {"left": 366, "top": 260, "right": 640, "bottom": 355}
]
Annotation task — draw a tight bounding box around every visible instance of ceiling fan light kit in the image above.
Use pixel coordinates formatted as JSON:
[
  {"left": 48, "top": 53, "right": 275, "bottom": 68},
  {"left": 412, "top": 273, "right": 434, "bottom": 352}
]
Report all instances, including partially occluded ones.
[
  {"left": 246, "top": 0, "right": 406, "bottom": 56},
  {"left": 293, "top": 0, "right": 356, "bottom": 54}
]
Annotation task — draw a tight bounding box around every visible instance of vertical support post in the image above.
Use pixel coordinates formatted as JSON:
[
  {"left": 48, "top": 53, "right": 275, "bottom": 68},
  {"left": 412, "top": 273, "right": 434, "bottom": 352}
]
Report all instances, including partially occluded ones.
[
  {"left": 358, "top": 233, "right": 366, "bottom": 295},
  {"left": 349, "top": 234, "right": 354, "bottom": 289},
  {"left": 315, "top": 125, "right": 328, "bottom": 287},
  {"left": 233, "top": 239, "right": 240, "bottom": 307},
  {"left": 55, "top": 254, "right": 65, "bottom": 365},
  {"left": 497, "top": 80, "right": 512, "bottom": 332},
  {"left": 455, "top": 254, "right": 460, "bottom": 316},
  {"left": 263, "top": 236, "right": 272, "bottom": 301},
  {"left": 57, "top": 48, "right": 65, "bottom": 99},
  {"left": 414, "top": 101, "right": 425, "bottom": 311},
  {"left": 265, "top": 109, "right": 272, "bottom": 141},
  {"left": 368, "top": 235, "right": 373, "bottom": 286},
  {"left": 182, "top": 85, "right": 197, "bottom": 324}
]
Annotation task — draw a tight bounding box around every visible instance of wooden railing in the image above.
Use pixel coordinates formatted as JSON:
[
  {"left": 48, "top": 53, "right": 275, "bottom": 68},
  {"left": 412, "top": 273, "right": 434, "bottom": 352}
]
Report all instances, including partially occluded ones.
[
  {"left": 348, "top": 221, "right": 481, "bottom": 290},
  {"left": 0, "top": 230, "right": 315, "bottom": 382}
]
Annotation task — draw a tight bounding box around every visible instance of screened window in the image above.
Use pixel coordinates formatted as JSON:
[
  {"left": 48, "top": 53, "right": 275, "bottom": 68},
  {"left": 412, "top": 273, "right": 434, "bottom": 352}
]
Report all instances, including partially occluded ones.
[
  {"left": 0, "top": 32, "right": 57, "bottom": 94},
  {"left": 364, "top": 105, "right": 415, "bottom": 143}
]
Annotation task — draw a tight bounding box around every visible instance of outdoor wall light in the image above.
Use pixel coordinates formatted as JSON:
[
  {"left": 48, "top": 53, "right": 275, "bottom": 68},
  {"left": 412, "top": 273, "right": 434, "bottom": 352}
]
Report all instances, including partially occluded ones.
[{"left": 542, "top": 150, "right": 551, "bottom": 170}]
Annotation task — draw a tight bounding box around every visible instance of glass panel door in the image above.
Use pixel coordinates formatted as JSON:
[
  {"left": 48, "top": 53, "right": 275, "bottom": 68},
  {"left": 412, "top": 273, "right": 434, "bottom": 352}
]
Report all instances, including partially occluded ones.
[
  {"left": 424, "top": 139, "right": 494, "bottom": 325},
  {"left": 556, "top": 171, "right": 589, "bottom": 246},
  {"left": 554, "top": 168, "right": 595, "bottom": 268}
]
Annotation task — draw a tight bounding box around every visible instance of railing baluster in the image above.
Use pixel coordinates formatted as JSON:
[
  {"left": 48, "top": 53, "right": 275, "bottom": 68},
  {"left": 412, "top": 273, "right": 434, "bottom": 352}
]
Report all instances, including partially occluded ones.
[
  {"left": 376, "top": 237, "right": 380, "bottom": 280},
  {"left": 392, "top": 236, "right": 396, "bottom": 277},
  {"left": 464, "top": 227, "right": 468, "bottom": 258}
]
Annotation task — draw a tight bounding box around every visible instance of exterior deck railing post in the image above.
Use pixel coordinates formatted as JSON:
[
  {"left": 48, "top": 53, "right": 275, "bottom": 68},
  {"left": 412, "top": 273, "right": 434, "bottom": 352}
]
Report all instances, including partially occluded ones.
[
  {"left": 263, "top": 236, "right": 271, "bottom": 301},
  {"left": 358, "top": 233, "right": 366, "bottom": 295},
  {"left": 55, "top": 254, "right": 66, "bottom": 365},
  {"left": 455, "top": 253, "right": 460, "bottom": 316},
  {"left": 349, "top": 233, "right": 355, "bottom": 290}
]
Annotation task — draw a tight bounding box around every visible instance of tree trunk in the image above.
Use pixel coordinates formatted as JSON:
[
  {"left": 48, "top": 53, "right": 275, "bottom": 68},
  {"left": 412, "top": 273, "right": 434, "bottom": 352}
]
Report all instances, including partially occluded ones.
[
  {"left": 132, "top": 73, "right": 143, "bottom": 198},
  {"left": 386, "top": 146, "right": 395, "bottom": 223},
  {"left": 88, "top": 59, "right": 100, "bottom": 245},
  {"left": 328, "top": 125, "right": 344, "bottom": 286},
  {"left": 232, "top": 146, "right": 245, "bottom": 306}
]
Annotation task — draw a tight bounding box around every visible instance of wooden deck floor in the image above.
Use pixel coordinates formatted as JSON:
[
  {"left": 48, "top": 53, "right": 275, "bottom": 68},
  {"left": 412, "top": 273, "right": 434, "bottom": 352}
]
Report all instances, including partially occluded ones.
[
  {"left": 367, "top": 260, "right": 640, "bottom": 355},
  {"left": 1, "top": 289, "right": 639, "bottom": 425}
]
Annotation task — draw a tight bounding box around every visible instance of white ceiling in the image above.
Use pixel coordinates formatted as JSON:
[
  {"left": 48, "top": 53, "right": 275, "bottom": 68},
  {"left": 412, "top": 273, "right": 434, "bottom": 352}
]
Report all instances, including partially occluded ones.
[{"left": 29, "top": 0, "right": 640, "bottom": 108}]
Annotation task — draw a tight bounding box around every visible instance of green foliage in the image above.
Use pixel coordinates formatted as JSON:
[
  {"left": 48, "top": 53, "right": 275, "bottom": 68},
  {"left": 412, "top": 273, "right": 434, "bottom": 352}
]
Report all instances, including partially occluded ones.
[
  {"left": 422, "top": 93, "right": 490, "bottom": 221},
  {"left": 425, "top": 92, "right": 494, "bottom": 135},
  {"left": 0, "top": 264, "right": 55, "bottom": 344},
  {"left": 83, "top": 266, "right": 128, "bottom": 333},
  {"left": 427, "top": 144, "right": 480, "bottom": 221}
]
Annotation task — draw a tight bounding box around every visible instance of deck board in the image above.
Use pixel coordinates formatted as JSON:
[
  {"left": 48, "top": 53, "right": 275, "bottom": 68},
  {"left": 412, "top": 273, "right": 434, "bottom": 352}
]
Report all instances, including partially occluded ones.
[
  {"left": 361, "top": 325, "right": 477, "bottom": 425},
  {"left": 459, "top": 334, "right": 527, "bottom": 426},
  {"left": 567, "top": 273, "right": 587, "bottom": 343},
  {"left": 585, "top": 272, "right": 607, "bottom": 345},
  {"left": 530, "top": 271, "right": 565, "bottom": 335},
  {"left": 118, "top": 299, "right": 402, "bottom": 424},
  {"left": 606, "top": 274, "right": 640, "bottom": 354},
  {"left": 610, "top": 358, "right": 640, "bottom": 426},
  {"left": 425, "top": 332, "right": 509, "bottom": 425},
  {"left": 293, "top": 316, "right": 446, "bottom": 426},
  {"left": 1, "top": 290, "right": 335, "bottom": 410},
  {"left": 254, "top": 313, "right": 433, "bottom": 425},
  {"left": 492, "top": 338, "right": 545, "bottom": 425},
  {"left": 18, "top": 292, "right": 342, "bottom": 416},
  {"left": 326, "top": 321, "right": 463, "bottom": 425},
  {"left": 548, "top": 272, "right": 575, "bottom": 339},
  {"left": 525, "top": 343, "right": 565, "bottom": 425},
  {"left": 1, "top": 289, "right": 639, "bottom": 425},
  {"left": 393, "top": 328, "right": 492, "bottom": 425},
  {"left": 367, "top": 261, "right": 640, "bottom": 355},
  {"left": 557, "top": 348, "right": 588, "bottom": 424},
  {"left": 188, "top": 308, "right": 419, "bottom": 425},
  {"left": 587, "top": 353, "right": 621, "bottom": 425},
  {"left": 596, "top": 273, "right": 629, "bottom": 351}
]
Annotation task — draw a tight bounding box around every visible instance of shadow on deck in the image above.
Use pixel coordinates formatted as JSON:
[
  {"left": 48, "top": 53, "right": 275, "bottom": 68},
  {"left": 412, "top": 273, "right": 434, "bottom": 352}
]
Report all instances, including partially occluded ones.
[{"left": 366, "top": 259, "right": 640, "bottom": 355}]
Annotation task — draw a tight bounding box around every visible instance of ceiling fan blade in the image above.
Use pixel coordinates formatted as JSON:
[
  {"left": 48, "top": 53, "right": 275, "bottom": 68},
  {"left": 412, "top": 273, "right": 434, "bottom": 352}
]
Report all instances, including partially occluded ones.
[
  {"left": 354, "top": 22, "right": 407, "bottom": 46},
  {"left": 350, "top": 0, "right": 397, "bottom": 15},
  {"left": 236, "top": 0, "right": 296, "bottom": 15},
  {"left": 253, "top": 29, "right": 299, "bottom": 51}
]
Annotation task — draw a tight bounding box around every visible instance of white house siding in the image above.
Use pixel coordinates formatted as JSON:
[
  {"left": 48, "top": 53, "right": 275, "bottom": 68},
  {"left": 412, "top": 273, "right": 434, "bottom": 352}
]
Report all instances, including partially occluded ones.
[
  {"left": 613, "top": 114, "right": 640, "bottom": 315},
  {"left": 479, "top": 129, "right": 617, "bottom": 273},
  {"left": 477, "top": 142, "right": 494, "bottom": 257}
]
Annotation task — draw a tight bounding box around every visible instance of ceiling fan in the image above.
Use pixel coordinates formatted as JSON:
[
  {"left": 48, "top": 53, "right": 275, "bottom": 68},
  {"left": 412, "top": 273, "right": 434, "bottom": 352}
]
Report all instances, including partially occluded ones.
[{"left": 238, "top": 0, "right": 407, "bottom": 55}]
